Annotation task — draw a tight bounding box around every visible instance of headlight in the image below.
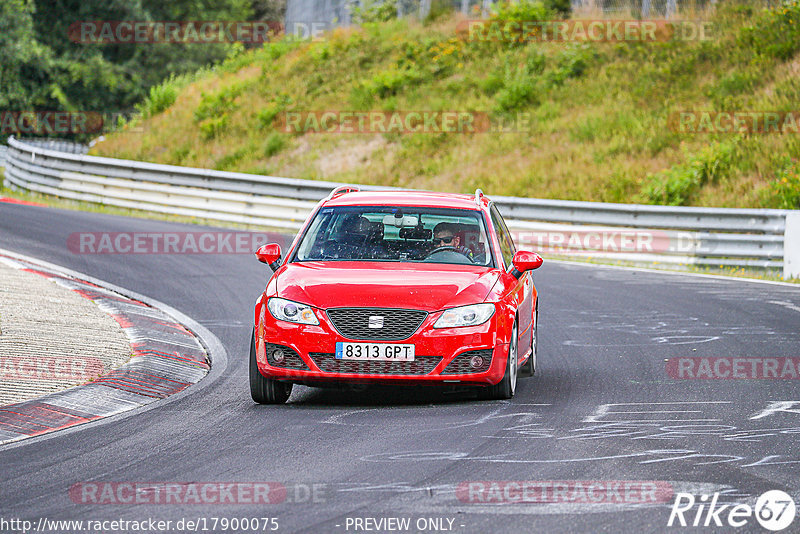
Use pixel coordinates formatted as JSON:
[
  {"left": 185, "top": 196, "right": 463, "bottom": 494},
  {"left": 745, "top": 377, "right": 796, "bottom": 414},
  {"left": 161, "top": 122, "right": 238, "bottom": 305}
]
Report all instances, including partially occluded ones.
[
  {"left": 433, "top": 303, "right": 495, "bottom": 328},
  {"left": 267, "top": 297, "right": 319, "bottom": 325}
]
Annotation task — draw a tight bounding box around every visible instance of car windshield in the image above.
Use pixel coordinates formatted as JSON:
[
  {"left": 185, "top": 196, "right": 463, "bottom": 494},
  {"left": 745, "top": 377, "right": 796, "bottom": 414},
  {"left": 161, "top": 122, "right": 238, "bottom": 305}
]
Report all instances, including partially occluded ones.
[{"left": 294, "top": 206, "right": 494, "bottom": 266}]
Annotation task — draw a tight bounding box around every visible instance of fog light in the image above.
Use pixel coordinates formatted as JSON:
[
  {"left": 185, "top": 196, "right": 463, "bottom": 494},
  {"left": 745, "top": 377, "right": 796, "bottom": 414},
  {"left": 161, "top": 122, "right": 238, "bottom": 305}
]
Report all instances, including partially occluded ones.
[
  {"left": 469, "top": 355, "right": 485, "bottom": 369},
  {"left": 272, "top": 349, "right": 285, "bottom": 363}
]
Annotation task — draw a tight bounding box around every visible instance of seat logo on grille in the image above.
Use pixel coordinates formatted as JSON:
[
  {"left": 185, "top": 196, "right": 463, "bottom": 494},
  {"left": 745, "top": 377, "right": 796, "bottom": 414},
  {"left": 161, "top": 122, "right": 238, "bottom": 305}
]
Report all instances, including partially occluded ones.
[{"left": 368, "top": 316, "right": 384, "bottom": 329}]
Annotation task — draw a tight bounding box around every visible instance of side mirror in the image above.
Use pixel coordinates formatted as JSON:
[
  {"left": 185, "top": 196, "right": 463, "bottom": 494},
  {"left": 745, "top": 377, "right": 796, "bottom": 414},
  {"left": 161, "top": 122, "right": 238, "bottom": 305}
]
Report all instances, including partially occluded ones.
[
  {"left": 510, "top": 251, "right": 543, "bottom": 278},
  {"left": 255, "top": 243, "right": 282, "bottom": 270}
]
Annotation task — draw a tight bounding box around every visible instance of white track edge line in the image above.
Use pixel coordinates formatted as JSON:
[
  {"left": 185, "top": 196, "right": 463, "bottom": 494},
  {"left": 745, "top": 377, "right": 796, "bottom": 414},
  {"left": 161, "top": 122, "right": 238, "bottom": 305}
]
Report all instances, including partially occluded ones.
[{"left": 548, "top": 258, "right": 800, "bottom": 289}]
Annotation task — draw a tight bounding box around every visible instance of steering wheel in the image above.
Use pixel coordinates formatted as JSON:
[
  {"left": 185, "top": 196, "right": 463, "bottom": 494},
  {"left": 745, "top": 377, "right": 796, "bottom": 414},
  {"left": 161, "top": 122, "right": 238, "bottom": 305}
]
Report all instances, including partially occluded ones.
[
  {"left": 424, "top": 246, "right": 474, "bottom": 263},
  {"left": 424, "top": 246, "right": 457, "bottom": 258}
]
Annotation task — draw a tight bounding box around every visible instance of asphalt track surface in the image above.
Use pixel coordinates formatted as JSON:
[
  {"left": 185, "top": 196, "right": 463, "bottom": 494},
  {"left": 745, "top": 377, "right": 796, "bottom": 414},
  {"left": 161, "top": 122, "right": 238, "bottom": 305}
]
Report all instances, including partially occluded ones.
[{"left": 1, "top": 202, "right": 800, "bottom": 534}]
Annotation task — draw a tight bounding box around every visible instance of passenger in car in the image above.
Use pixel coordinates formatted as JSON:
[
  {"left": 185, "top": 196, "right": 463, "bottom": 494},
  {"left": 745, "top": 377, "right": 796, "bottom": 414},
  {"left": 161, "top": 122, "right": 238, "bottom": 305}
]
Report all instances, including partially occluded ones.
[
  {"left": 338, "top": 214, "right": 389, "bottom": 260},
  {"left": 366, "top": 220, "right": 390, "bottom": 259}
]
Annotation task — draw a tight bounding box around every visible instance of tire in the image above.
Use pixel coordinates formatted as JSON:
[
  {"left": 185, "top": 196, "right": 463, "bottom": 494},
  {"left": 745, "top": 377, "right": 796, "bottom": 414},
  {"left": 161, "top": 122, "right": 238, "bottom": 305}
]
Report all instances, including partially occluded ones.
[
  {"left": 522, "top": 305, "right": 538, "bottom": 377},
  {"left": 481, "top": 321, "right": 518, "bottom": 400},
  {"left": 249, "top": 328, "right": 292, "bottom": 404}
]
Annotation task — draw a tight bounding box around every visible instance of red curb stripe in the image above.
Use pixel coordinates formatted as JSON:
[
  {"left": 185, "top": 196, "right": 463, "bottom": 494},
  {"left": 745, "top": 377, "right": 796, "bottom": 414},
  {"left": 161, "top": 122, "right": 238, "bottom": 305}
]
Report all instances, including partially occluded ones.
[
  {"left": 0, "top": 197, "right": 47, "bottom": 207},
  {"left": 132, "top": 348, "right": 211, "bottom": 368},
  {"left": 0, "top": 253, "right": 209, "bottom": 444}
]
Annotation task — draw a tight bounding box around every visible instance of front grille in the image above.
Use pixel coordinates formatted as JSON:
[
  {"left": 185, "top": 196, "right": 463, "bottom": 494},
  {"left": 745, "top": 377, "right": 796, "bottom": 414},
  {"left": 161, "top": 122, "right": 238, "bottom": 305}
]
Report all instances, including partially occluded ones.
[
  {"left": 441, "top": 349, "right": 493, "bottom": 374},
  {"left": 326, "top": 308, "right": 428, "bottom": 341},
  {"left": 265, "top": 342, "right": 309, "bottom": 370},
  {"left": 309, "top": 353, "right": 441, "bottom": 375}
]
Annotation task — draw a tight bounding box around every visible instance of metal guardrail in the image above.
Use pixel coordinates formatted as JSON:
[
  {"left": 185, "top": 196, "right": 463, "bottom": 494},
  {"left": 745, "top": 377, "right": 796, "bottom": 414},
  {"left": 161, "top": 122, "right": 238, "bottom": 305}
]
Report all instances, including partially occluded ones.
[
  {"left": 8, "top": 138, "right": 89, "bottom": 155},
  {"left": 4, "top": 136, "right": 799, "bottom": 279},
  {"left": 0, "top": 145, "right": 7, "bottom": 168}
]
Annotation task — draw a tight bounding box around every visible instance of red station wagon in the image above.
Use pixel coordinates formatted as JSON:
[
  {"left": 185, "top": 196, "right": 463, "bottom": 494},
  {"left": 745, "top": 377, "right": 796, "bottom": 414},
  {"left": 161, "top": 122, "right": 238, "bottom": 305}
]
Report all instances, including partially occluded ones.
[{"left": 250, "top": 187, "right": 542, "bottom": 403}]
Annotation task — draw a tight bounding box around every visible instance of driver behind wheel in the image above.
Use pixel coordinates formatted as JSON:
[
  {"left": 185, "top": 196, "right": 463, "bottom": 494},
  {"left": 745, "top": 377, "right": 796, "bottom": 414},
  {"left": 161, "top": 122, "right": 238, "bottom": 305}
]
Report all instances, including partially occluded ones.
[{"left": 431, "top": 222, "right": 474, "bottom": 261}]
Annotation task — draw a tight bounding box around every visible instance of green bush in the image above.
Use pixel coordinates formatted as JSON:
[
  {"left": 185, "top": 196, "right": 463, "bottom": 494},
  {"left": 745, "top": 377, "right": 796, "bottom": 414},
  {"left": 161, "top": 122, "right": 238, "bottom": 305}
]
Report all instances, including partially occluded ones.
[
  {"left": 544, "top": 0, "right": 571, "bottom": 17},
  {"left": 480, "top": 71, "right": 505, "bottom": 95},
  {"left": 171, "top": 145, "right": 191, "bottom": 163},
  {"left": 547, "top": 44, "right": 594, "bottom": 86},
  {"left": 492, "top": 0, "right": 553, "bottom": 23},
  {"left": 194, "top": 88, "right": 241, "bottom": 123},
  {"left": 572, "top": 112, "right": 632, "bottom": 143},
  {"left": 482, "top": 0, "right": 555, "bottom": 49},
  {"left": 526, "top": 49, "right": 547, "bottom": 74},
  {"left": 256, "top": 100, "right": 287, "bottom": 130},
  {"left": 771, "top": 158, "right": 800, "bottom": 209},
  {"left": 353, "top": 0, "right": 397, "bottom": 23},
  {"left": 214, "top": 147, "right": 248, "bottom": 170},
  {"left": 361, "top": 67, "right": 424, "bottom": 98},
  {"left": 705, "top": 71, "right": 760, "bottom": 108},
  {"left": 136, "top": 77, "right": 178, "bottom": 118},
  {"left": 263, "top": 132, "right": 286, "bottom": 157},
  {"left": 736, "top": 0, "right": 800, "bottom": 60},
  {"left": 495, "top": 68, "right": 539, "bottom": 112},
  {"left": 641, "top": 141, "right": 737, "bottom": 205},
  {"left": 198, "top": 115, "right": 229, "bottom": 140},
  {"left": 491, "top": 51, "right": 547, "bottom": 112},
  {"left": 349, "top": 83, "right": 376, "bottom": 109}
]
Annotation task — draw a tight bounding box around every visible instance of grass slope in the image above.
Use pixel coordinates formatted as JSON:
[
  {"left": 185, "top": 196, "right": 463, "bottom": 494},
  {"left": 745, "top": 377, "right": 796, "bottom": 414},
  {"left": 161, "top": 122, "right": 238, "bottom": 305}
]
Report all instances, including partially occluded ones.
[{"left": 92, "top": 0, "right": 800, "bottom": 208}]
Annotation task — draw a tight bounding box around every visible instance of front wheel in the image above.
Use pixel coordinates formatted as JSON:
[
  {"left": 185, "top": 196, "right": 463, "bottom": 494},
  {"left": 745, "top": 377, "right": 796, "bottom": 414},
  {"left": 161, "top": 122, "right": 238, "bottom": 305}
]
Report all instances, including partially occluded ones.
[
  {"left": 480, "top": 322, "right": 518, "bottom": 400},
  {"left": 249, "top": 329, "right": 292, "bottom": 404}
]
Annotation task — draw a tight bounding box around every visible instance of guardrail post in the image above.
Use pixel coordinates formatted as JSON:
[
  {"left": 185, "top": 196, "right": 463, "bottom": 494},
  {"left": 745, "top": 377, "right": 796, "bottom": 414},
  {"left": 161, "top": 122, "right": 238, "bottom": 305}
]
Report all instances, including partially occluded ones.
[{"left": 784, "top": 212, "right": 800, "bottom": 280}]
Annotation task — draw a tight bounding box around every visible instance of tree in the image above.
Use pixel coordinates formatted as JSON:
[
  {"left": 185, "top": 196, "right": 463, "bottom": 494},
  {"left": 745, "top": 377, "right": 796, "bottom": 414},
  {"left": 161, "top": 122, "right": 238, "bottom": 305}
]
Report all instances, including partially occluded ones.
[{"left": 0, "top": 0, "right": 53, "bottom": 110}]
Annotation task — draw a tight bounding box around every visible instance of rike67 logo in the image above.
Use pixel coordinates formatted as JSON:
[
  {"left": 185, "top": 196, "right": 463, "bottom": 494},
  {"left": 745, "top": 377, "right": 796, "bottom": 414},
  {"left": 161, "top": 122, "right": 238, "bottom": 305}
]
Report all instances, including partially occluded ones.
[{"left": 668, "top": 490, "right": 796, "bottom": 531}]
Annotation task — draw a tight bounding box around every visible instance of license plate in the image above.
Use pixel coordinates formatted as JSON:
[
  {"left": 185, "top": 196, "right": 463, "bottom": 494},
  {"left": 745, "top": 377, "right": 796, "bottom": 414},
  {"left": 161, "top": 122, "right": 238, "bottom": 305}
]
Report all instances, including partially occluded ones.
[{"left": 335, "top": 342, "right": 415, "bottom": 361}]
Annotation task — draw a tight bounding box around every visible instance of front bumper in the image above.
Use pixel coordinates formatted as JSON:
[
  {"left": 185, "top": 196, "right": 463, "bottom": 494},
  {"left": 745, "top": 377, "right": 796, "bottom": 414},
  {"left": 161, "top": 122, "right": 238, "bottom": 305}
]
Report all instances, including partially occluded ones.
[{"left": 255, "top": 307, "right": 508, "bottom": 386}]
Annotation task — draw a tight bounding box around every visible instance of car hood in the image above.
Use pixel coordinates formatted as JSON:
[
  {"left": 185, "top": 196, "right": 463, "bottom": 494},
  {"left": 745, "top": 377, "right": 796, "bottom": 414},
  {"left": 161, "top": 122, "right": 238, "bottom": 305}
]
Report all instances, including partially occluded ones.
[{"left": 276, "top": 261, "right": 500, "bottom": 311}]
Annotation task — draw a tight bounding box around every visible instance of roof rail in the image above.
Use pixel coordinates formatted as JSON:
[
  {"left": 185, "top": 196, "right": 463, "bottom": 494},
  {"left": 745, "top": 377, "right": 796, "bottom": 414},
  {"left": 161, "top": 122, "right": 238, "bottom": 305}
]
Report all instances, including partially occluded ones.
[
  {"left": 474, "top": 188, "right": 484, "bottom": 205},
  {"left": 328, "top": 185, "right": 360, "bottom": 199}
]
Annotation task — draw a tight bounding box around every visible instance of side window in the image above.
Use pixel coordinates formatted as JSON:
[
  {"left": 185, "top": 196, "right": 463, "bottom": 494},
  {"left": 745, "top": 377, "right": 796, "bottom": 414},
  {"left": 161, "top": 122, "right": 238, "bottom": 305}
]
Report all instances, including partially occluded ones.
[{"left": 490, "top": 205, "right": 516, "bottom": 268}]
